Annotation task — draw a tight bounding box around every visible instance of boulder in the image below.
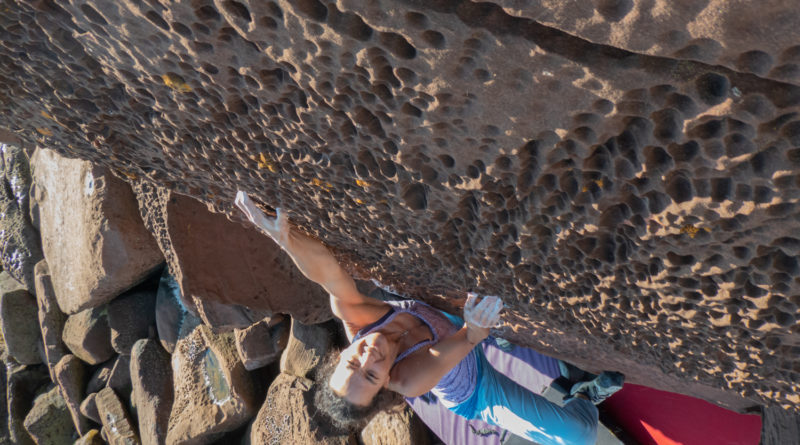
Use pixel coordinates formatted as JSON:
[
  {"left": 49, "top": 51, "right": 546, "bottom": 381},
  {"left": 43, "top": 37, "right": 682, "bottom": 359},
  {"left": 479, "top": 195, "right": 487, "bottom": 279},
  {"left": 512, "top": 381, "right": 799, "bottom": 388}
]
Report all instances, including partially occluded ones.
[
  {"left": 154, "top": 270, "right": 201, "bottom": 354},
  {"left": 132, "top": 183, "right": 331, "bottom": 325},
  {"left": 30, "top": 148, "right": 163, "bottom": 314},
  {"left": 279, "top": 319, "right": 334, "bottom": 378},
  {"left": 234, "top": 316, "right": 289, "bottom": 371},
  {"left": 107, "top": 288, "right": 156, "bottom": 355},
  {"left": 0, "top": 143, "right": 42, "bottom": 291},
  {"left": 62, "top": 307, "right": 114, "bottom": 365},
  {"left": 107, "top": 355, "right": 132, "bottom": 408},
  {"left": 0, "top": 274, "right": 43, "bottom": 364},
  {"left": 95, "top": 387, "right": 140, "bottom": 445},
  {"left": 248, "top": 373, "right": 352, "bottom": 444},
  {"left": 6, "top": 362, "right": 49, "bottom": 445},
  {"left": 79, "top": 394, "right": 100, "bottom": 425},
  {"left": 23, "top": 385, "right": 75, "bottom": 445},
  {"left": 130, "top": 339, "right": 173, "bottom": 445},
  {"left": 167, "top": 324, "right": 255, "bottom": 444},
  {"left": 73, "top": 429, "right": 104, "bottom": 445},
  {"left": 54, "top": 355, "right": 89, "bottom": 436},
  {"left": 34, "top": 260, "right": 68, "bottom": 380},
  {"left": 86, "top": 360, "right": 115, "bottom": 395},
  {"left": 360, "top": 406, "right": 432, "bottom": 445}
]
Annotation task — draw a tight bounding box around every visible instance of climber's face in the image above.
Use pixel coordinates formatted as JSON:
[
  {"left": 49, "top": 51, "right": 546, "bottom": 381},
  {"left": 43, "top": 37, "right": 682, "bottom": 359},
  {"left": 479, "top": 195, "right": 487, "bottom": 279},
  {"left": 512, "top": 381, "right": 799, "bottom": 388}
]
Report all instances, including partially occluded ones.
[{"left": 328, "top": 332, "right": 396, "bottom": 406}]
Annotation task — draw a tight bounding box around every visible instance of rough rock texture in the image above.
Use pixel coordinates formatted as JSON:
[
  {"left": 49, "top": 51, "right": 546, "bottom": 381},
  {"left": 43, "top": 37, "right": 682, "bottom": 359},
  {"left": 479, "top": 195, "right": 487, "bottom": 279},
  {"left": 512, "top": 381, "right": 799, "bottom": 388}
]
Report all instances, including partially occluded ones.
[
  {"left": 34, "top": 260, "right": 68, "bottom": 380},
  {"left": 0, "top": 143, "right": 41, "bottom": 291},
  {"left": 154, "top": 270, "right": 201, "bottom": 354},
  {"left": 107, "top": 288, "right": 157, "bottom": 355},
  {"left": 248, "top": 373, "right": 352, "bottom": 445},
  {"left": 130, "top": 339, "right": 173, "bottom": 445},
  {"left": 360, "top": 407, "right": 432, "bottom": 445},
  {"left": 279, "top": 319, "right": 334, "bottom": 379},
  {"left": 0, "top": 273, "right": 43, "bottom": 365},
  {"left": 6, "top": 363, "right": 50, "bottom": 445},
  {"left": 29, "top": 147, "right": 163, "bottom": 314},
  {"left": 132, "top": 182, "right": 331, "bottom": 326},
  {"left": 53, "top": 355, "right": 89, "bottom": 436},
  {"left": 167, "top": 324, "right": 256, "bottom": 444},
  {"left": 23, "top": 385, "right": 75, "bottom": 445},
  {"left": 107, "top": 355, "right": 132, "bottom": 408},
  {"left": 0, "top": 0, "right": 799, "bottom": 414},
  {"left": 95, "top": 387, "right": 140, "bottom": 445},
  {"left": 62, "top": 307, "right": 114, "bottom": 365},
  {"left": 79, "top": 394, "right": 100, "bottom": 425},
  {"left": 234, "top": 315, "right": 289, "bottom": 371},
  {"left": 85, "top": 360, "right": 114, "bottom": 396}
]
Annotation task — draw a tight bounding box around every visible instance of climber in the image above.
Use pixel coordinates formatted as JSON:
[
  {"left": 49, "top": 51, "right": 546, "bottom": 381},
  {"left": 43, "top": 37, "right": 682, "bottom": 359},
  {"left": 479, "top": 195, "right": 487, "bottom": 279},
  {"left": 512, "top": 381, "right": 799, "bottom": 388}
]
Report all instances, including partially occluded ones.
[{"left": 234, "top": 191, "right": 623, "bottom": 445}]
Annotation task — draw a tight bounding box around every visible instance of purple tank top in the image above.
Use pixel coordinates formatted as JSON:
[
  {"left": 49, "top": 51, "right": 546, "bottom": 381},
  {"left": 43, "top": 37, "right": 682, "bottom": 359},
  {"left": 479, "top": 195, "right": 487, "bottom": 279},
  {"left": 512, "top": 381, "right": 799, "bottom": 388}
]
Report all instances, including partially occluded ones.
[{"left": 353, "top": 299, "right": 478, "bottom": 405}]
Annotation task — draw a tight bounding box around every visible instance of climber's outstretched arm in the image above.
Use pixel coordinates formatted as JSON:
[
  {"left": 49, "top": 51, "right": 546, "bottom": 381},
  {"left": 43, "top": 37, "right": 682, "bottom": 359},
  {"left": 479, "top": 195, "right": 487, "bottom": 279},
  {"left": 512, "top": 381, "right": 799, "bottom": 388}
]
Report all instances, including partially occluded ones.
[{"left": 235, "top": 191, "right": 388, "bottom": 331}]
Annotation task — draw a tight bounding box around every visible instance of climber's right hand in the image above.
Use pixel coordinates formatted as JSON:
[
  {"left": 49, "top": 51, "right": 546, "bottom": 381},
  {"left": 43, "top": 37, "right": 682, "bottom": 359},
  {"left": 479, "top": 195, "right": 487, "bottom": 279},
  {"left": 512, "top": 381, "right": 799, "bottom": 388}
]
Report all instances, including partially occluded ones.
[{"left": 235, "top": 190, "right": 290, "bottom": 248}]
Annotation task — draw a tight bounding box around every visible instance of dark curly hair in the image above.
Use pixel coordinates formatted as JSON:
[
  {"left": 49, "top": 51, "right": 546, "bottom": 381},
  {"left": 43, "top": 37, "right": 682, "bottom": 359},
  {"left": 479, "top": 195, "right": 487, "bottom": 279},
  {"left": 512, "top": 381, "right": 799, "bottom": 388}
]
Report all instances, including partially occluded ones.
[{"left": 313, "top": 348, "right": 405, "bottom": 431}]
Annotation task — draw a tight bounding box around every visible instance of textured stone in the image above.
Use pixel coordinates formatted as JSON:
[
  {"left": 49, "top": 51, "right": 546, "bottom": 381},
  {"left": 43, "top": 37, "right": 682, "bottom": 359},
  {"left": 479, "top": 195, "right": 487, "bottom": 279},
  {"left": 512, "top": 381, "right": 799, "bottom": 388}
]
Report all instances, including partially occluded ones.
[
  {"left": 234, "top": 315, "right": 289, "bottom": 371},
  {"left": 23, "top": 385, "right": 75, "bottom": 445},
  {"left": 133, "top": 184, "right": 331, "bottom": 326},
  {"left": 85, "top": 360, "right": 114, "bottom": 395},
  {"left": 0, "top": 275, "right": 43, "bottom": 365},
  {"left": 107, "top": 288, "right": 157, "bottom": 355},
  {"left": 62, "top": 307, "right": 114, "bottom": 365},
  {"left": 79, "top": 394, "right": 100, "bottom": 425},
  {"left": 54, "top": 355, "right": 89, "bottom": 436},
  {"left": 107, "top": 355, "right": 132, "bottom": 408},
  {"left": 34, "top": 260, "right": 68, "bottom": 380},
  {"left": 1, "top": 0, "right": 800, "bottom": 412},
  {"left": 130, "top": 339, "right": 173, "bottom": 445},
  {"left": 95, "top": 387, "right": 140, "bottom": 445},
  {"left": 280, "top": 319, "right": 334, "bottom": 379},
  {"left": 30, "top": 148, "right": 163, "bottom": 314},
  {"left": 248, "top": 373, "right": 352, "bottom": 445},
  {"left": 167, "top": 324, "right": 255, "bottom": 444},
  {"left": 360, "top": 406, "right": 432, "bottom": 445},
  {"left": 153, "top": 270, "right": 201, "bottom": 354},
  {"left": 0, "top": 143, "right": 42, "bottom": 291},
  {"left": 6, "top": 363, "right": 49, "bottom": 445}
]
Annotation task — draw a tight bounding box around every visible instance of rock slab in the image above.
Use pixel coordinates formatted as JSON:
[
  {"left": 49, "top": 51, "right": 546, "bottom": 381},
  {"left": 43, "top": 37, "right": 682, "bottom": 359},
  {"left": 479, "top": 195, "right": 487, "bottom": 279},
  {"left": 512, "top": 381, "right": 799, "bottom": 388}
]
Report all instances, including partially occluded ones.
[
  {"left": 62, "top": 306, "right": 114, "bottom": 365},
  {"left": 130, "top": 339, "right": 173, "bottom": 445},
  {"left": 23, "top": 385, "right": 75, "bottom": 445},
  {"left": 34, "top": 260, "right": 68, "bottom": 380},
  {"left": 95, "top": 387, "right": 140, "bottom": 445},
  {"left": 0, "top": 273, "right": 43, "bottom": 365},
  {"left": 30, "top": 148, "right": 163, "bottom": 314}
]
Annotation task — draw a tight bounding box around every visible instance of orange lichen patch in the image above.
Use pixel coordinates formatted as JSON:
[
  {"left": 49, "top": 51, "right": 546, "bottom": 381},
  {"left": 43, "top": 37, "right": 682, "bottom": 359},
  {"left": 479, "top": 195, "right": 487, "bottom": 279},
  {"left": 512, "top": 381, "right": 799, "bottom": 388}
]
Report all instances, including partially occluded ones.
[
  {"left": 252, "top": 153, "right": 278, "bottom": 172},
  {"left": 120, "top": 170, "right": 138, "bottom": 181},
  {"left": 355, "top": 179, "right": 370, "bottom": 188},
  {"left": 355, "top": 198, "right": 365, "bottom": 205},
  {"left": 162, "top": 73, "right": 192, "bottom": 92},
  {"left": 35, "top": 127, "right": 53, "bottom": 136},
  {"left": 680, "top": 224, "right": 710, "bottom": 238},
  {"left": 311, "top": 177, "right": 333, "bottom": 190},
  {"left": 581, "top": 179, "right": 604, "bottom": 193}
]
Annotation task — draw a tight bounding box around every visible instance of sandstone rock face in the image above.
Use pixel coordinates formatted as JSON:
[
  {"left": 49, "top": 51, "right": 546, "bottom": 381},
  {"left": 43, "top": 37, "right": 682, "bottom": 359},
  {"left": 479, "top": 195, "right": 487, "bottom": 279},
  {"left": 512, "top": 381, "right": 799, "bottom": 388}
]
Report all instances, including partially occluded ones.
[
  {"left": 0, "top": 273, "right": 43, "bottom": 365},
  {"left": 133, "top": 183, "right": 331, "bottom": 325},
  {"left": 62, "top": 307, "right": 114, "bottom": 365},
  {"left": 167, "top": 324, "right": 255, "bottom": 444},
  {"left": 107, "top": 288, "right": 157, "bottom": 355},
  {"left": 23, "top": 385, "right": 75, "bottom": 445},
  {"left": 54, "top": 355, "right": 89, "bottom": 436},
  {"left": 360, "top": 407, "right": 432, "bottom": 445},
  {"left": 0, "top": 143, "right": 42, "bottom": 291},
  {"left": 279, "top": 319, "right": 334, "bottom": 379},
  {"left": 30, "top": 148, "right": 163, "bottom": 314},
  {"left": 234, "top": 316, "right": 289, "bottom": 371},
  {"left": 249, "top": 373, "right": 352, "bottom": 445},
  {"left": 95, "top": 387, "right": 140, "bottom": 445},
  {"left": 79, "top": 394, "right": 100, "bottom": 425},
  {"left": 6, "top": 363, "right": 50, "bottom": 445},
  {"left": 34, "top": 260, "right": 68, "bottom": 380},
  {"left": 1, "top": 0, "right": 800, "bottom": 413},
  {"left": 153, "top": 270, "right": 201, "bottom": 354},
  {"left": 130, "top": 339, "right": 173, "bottom": 445}
]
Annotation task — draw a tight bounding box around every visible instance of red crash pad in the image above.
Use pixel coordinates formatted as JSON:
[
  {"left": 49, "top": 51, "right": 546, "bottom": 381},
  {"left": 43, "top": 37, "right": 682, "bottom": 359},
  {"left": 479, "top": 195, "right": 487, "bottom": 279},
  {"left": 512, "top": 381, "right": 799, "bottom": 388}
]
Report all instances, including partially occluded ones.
[{"left": 603, "top": 383, "right": 762, "bottom": 445}]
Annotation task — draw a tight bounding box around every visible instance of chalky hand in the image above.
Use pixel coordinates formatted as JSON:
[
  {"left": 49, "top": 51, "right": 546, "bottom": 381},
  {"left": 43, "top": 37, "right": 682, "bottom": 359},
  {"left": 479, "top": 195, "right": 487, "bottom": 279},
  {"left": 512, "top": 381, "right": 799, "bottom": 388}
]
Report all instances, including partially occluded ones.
[
  {"left": 464, "top": 293, "right": 503, "bottom": 344},
  {"left": 235, "top": 190, "right": 289, "bottom": 248}
]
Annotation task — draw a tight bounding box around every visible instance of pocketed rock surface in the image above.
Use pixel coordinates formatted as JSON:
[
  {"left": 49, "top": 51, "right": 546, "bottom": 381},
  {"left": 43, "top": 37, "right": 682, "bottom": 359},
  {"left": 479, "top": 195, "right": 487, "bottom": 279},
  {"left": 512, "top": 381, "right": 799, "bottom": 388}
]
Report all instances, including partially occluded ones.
[{"left": 0, "top": 0, "right": 799, "bottom": 415}]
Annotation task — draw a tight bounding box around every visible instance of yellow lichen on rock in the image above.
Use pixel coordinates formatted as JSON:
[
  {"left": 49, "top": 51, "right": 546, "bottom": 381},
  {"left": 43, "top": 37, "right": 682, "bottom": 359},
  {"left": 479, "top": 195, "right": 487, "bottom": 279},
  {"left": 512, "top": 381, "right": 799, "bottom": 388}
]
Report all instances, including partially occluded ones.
[{"left": 162, "top": 73, "right": 192, "bottom": 92}]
